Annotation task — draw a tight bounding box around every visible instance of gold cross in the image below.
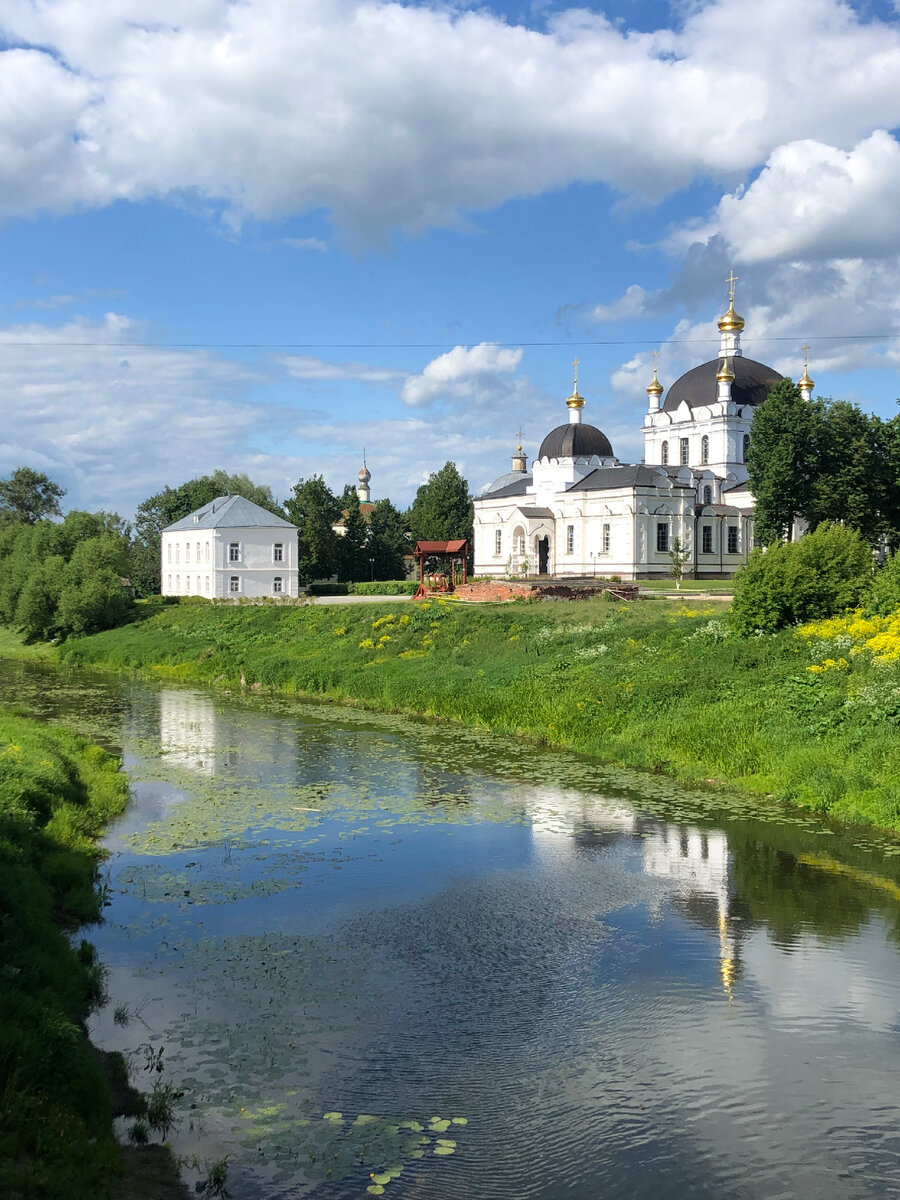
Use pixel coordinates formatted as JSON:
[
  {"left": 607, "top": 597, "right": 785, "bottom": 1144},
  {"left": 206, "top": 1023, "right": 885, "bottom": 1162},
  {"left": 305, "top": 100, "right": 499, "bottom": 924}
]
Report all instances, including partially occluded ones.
[
  {"left": 573, "top": 357, "right": 580, "bottom": 390},
  {"left": 726, "top": 269, "right": 738, "bottom": 302},
  {"left": 802, "top": 343, "right": 810, "bottom": 369},
  {"left": 516, "top": 426, "right": 524, "bottom": 443},
  {"left": 652, "top": 349, "right": 659, "bottom": 375}
]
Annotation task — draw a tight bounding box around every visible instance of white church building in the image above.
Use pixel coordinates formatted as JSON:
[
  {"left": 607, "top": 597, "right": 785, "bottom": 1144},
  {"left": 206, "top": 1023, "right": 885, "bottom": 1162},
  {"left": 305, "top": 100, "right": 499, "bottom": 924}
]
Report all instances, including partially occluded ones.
[
  {"left": 473, "top": 281, "right": 811, "bottom": 581},
  {"left": 161, "top": 494, "right": 299, "bottom": 598}
]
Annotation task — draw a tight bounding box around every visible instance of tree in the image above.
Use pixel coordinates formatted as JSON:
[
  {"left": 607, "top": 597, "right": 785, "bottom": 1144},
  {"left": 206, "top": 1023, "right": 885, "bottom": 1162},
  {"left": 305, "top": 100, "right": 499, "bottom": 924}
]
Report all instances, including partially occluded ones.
[
  {"left": 335, "top": 486, "right": 370, "bottom": 583},
  {"left": 668, "top": 536, "right": 690, "bottom": 590},
  {"left": 746, "top": 379, "right": 815, "bottom": 544},
  {"left": 406, "top": 462, "right": 472, "bottom": 544},
  {"left": 367, "top": 499, "right": 409, "bottom": 580},
  {"left": 0, "top": 467, "right": 66, "bottom": 525},
  {"left": 730, "top": 522, "right": 873, "bottom": 635},
  {"left": 807, "top": 401, "right": 886, "bottom": 544},
  {"left": 284, "top": 475, "right": 341, "bottom": 584}
]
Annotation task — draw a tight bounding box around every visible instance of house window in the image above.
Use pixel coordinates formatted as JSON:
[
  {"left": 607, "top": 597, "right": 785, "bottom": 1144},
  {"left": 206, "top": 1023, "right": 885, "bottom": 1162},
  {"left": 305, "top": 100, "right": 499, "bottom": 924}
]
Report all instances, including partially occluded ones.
[
  {"left": 702, "top": 524, "right": 713, "bottom": 554},
  {"left": 703, "top": 485, "right": 712, "bottom": 505},
  {"left": 205, "top": 575, "right": 210, "bottom": 593},
  {"left": 273, "top": 577, "right": 283, "bottom": 594},
  {"left": 196, "top": 542, "right": 201, "bottom": 561},
  {"left": 175, "top": 575, "right": 181, "bottom": 591},
  {"left": 516, "top": 533, "right": 525, "bottom": 557},
  {"left": 205, "top": 542, "right": 210, "bottom": 564},
  {"left": 167, "top": 575, "right": 172, "bottom": 591},
  {"left": 229, "top": 576, "right": 240, "bottom": 593},
  {"left": 701, "top": 435, "right": 709, "bottom": 464},
  {"left": 566, "top": 525, "right": 574, "bottom": 554},
  {"left": 680, "top": 437, "right": 690, "bottom": 465},
  {"left": 743, "top": 433, "right": 750, "bottom": 462},
  {"left": 175, "top": 544, "right": 180, "bottom": 563},
  {"left": 494, "top": 529, "right": 502, "bottom": 555},
  {"left": 602, "top": 523, "right": 611, "bottom": 553},
  {"left": 656, "top": 523, "right": 669, "bottom": 553},
  {"left": 167, "top": 544, "right": 172, "bottom": 563},
  {"left": 196, "top": 577, "right": 201, "bottom": 593},
  {"left": 274, "top": 543, "right": 283, "bottom": 562},
  {"left": 661, "top": 440, "right": 669, "bottom": 466},
  {"left": 185, "top": 542, "right": 190, "bottom": 563},
  {"left": 229, "top": 542, "right": 240, "bottom": 562},
  {"left": 728, "top": 526, "right": 739, "bottom": 555}
]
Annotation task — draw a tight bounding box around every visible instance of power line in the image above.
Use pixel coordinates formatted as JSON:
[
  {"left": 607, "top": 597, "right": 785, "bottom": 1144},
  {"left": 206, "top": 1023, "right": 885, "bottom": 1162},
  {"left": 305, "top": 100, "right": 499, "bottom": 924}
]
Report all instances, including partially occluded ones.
[{"left": 0, "top": 333, "right": 898, "bottom": 350}]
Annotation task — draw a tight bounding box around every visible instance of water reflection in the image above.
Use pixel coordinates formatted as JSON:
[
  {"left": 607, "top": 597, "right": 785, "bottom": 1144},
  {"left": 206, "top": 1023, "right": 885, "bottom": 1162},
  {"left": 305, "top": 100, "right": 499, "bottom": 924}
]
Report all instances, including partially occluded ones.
[{"left": 3, "top": 661, "right": 900, "bottom": 1199}]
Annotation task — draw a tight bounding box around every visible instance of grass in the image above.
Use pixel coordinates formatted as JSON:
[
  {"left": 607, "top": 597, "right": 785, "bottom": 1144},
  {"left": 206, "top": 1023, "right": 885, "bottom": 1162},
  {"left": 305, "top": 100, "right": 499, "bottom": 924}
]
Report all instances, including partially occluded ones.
[
  {"left": 30, "top": 595, "right": 900, "bottom": 833},
  {"left": 0, "top": 709, "right": 131, "bottom": 1199}
]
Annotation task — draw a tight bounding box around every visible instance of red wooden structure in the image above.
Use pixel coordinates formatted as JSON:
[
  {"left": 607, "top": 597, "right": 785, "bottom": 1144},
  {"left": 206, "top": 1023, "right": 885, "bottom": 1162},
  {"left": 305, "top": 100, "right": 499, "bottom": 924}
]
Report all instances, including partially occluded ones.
[{"left": 413, "top": 539, "right": 469, "bottom": 599}]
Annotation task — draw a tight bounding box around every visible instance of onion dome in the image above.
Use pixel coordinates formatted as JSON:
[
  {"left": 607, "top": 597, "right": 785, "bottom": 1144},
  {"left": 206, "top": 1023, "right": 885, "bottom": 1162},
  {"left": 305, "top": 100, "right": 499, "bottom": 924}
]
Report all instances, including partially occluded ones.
[
  {"left": 646, "top": 353, "right": 664, "bottom": 400},
  {"left": 716, "top": 357, "right": 735, "bottom": 383},
  {"left": 538, "top": 422, "right": 613, "bottom": 459},
  {"left": 798, "top": 367, "right": 814, "bottom": 391},
  {"left": 717, "top": 301, "right": 745, "bottom": 334}
]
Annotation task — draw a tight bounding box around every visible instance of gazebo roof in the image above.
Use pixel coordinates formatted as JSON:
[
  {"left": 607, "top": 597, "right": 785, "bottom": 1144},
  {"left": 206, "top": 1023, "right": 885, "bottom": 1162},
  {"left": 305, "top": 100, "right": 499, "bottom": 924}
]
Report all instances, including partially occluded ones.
[{"left": 415, "top": 539, "right": 468, "bottom": 555}]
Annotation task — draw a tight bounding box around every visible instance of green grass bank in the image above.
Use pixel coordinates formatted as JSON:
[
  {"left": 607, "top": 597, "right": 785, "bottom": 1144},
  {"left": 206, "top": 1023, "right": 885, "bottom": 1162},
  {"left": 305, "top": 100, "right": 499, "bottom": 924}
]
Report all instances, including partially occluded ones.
[
  {"left": 45, "top": 596, "right": 900, "bottom": 833},
  {"left": 0, "top": 708, "right": 186, "bottom": 1198}
]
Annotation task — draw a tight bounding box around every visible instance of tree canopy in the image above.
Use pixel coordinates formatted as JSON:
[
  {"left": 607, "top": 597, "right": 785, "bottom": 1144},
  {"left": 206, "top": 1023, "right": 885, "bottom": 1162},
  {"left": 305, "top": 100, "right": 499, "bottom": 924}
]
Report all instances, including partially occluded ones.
[
  {"left": 406, "top": 461, "right": 472, "bottom": 544},
  {"left": 284, "top": 475, "right": 342, "bottom": 585},
  {"left": 746, "top": 379, "right": 814, "bottom": 545},
  {"left": 0, "top": 467, "right": 66, "bottom": 526}
]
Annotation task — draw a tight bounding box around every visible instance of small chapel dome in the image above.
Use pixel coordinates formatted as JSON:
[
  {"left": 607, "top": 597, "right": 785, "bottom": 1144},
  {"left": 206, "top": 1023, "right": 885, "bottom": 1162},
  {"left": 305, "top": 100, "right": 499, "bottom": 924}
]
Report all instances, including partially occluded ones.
[
  {"left": 716, "top": 357, "right": 735, "bottom": 383},
  {"left": 717, "top": 301, "right": 745, "bottom": 334},
  {"left": 538, "top": 422, "right": 614, "bottom": 460},
  {"left": 358, "top": 463, "right": 371, "bottom": 482}
]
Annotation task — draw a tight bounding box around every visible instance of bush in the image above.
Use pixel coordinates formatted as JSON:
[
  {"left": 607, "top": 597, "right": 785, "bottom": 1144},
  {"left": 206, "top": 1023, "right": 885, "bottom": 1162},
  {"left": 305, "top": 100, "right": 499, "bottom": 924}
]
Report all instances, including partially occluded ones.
[
  {"left": 348, "top": 580, "right": 417, "bottom": 595},
  {"left": 868, "top": 551, "right": 900, "bottom": 615},
  {"left": 307, "top": 582, "right": 349, "bottom": 596},
  {"left": 731, "top": 522, "right": 873, "bottom": 635}
]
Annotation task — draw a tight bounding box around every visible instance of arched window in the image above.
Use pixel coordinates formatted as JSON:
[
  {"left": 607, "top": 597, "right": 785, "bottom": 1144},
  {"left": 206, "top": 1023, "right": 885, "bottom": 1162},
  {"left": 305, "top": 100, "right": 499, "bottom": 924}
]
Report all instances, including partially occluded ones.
[
  {"left": 185, "top": 542, "right": 190, "bottom": 563},
  {"left": 175, "top": 575, "right": 181, "bottom": 591},
  {"left": 661, "top": 440, "right": 669, "bottom": 466},
  {"left": 196, "top": 577, "right": 201, "bottom": 593},
  {"left": 273, "top": 577, "right": 283, "bottom": 593},
  {"left": 701, "top": 435, "right": 709, "bottom": 464},
  {"left": 196, "top": 542, "right": 201, "bottom": 561},
  {"left": 205, "top": 542, "right": 210, "bottom": 564},
  {"left": 743, "top": 433, "right": 750, "bottom": 462},
  {"left": 703, "top": 485, "right": 712, "bottom": 505},
  {"left": 205, "top": 575, "right": 210, "bottom": 593},
  {"left": 167, "top": 544, "right": 172, "bottom": 563},
  {"left": 167, "top": 575, "right": 172, "bottom": 591},
  {"left": 494, "top": 529, "right": 502, "bottom": 555}
]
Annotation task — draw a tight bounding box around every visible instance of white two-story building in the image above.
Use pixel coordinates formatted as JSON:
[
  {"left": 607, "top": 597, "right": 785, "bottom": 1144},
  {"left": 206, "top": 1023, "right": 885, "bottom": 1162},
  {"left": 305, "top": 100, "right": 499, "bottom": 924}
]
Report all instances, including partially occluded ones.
[{"left": 161, "top": 494, "right": 299, "bottom": 598}]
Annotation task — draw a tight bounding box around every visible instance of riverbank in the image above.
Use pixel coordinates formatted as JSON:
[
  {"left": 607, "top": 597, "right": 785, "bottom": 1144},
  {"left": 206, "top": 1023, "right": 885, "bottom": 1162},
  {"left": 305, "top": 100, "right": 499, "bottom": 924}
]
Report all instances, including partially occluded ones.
[{"left": 0, "top": 707, "right": 189, "bottom": 1199}]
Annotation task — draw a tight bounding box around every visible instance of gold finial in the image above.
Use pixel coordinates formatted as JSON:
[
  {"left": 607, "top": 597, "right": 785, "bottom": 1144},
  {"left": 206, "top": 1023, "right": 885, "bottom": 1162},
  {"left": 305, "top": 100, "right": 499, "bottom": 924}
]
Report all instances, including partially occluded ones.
[
  {"left": 566, "top": 358, "right": 585, "bottom": 409},
  {"left": 716, "top": 355, "right": 735, "bottom": 383},
  {"left": 718, "top": 269, "right": 745, "bottom": 333},
  {"left": 798, "top": 342, "right": 814, "bottom": 391},
  {"left": 646, "top": 349, "right": 664, "bottom": 397}
]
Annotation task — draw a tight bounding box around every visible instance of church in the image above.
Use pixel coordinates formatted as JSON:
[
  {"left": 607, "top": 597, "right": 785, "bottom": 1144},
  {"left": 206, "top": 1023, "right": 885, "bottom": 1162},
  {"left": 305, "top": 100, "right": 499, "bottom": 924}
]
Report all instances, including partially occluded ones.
[{"left": 473, "top": 280, "right": 812, "bottom": 581}]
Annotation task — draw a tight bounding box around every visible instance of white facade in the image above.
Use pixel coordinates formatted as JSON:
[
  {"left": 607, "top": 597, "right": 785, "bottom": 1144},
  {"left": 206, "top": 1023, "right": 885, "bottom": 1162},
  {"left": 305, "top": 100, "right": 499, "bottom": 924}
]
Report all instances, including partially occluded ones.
[
  {"left": 161, "top": 495, "right": 299, "bottom": 598},
  {"left": 474, "top": 289, "right": 788, "bottom": 581}
]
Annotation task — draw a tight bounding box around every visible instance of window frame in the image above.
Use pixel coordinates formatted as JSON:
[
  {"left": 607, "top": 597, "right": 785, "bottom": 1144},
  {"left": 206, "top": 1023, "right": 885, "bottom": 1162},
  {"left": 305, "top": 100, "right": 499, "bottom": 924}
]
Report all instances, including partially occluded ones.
[
  {"left": 273, "top": 576, "right": 283, "bottom": 594},
  {"left": 656, "top": 522, "right": 669, "bottom": 553},
  {"left": 680, "top": 437, "right": 690, "bottom": 466},
  {"left": 229, "top": 542, "right": 240, "bottom": 563},
  {"left": 602, "top": 523, "right": 611, "bottom": 553},
  {"left": 703, "top": 485, "right": 712, "bottom": 506},
  {"left": 274, "top": 543, "right": 283, "bottom": 562},
  {"left": 700, "top": 435, "right": 709, "bottom": 465},
  {"left": 661, "top": 440, "right": 669, "bottom": 466},
  {"left": 566, "top": 525, "right": 574, "bottom": 554},
  {"left": 701, "top": 524, "right": 713, "bottom": 554},
  {"left": 494, "top": 529, "right": 502, "bottom": 555},
  {"left": 229, "top": 576, "right": 240, "bottom": 594},
  {"left": 727, "top": 526, "right": 739, "bottom": 555}
]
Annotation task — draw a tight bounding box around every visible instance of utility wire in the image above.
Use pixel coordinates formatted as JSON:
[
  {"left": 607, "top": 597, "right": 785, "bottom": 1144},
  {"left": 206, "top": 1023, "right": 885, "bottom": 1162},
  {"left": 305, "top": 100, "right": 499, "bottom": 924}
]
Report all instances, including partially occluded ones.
[{"left": 0, "top": 334, "right": 898, "bottom": 350}]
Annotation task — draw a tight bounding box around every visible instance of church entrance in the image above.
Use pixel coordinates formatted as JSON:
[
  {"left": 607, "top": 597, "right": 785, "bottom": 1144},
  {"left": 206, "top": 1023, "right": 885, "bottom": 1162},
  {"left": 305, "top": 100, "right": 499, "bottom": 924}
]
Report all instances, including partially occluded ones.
[{"left": 538, "top": 536, "right": 550, "bottom": 575}]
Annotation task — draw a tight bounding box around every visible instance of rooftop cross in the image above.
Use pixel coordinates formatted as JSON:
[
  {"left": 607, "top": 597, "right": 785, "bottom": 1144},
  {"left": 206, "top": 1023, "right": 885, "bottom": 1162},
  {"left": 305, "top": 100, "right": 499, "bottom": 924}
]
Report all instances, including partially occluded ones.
[
  {"left": 726, "top": 269, "right": 738, "bottom": 303},
  {"left": 572, "top": 357, "right": 580, "bottom": 391}
]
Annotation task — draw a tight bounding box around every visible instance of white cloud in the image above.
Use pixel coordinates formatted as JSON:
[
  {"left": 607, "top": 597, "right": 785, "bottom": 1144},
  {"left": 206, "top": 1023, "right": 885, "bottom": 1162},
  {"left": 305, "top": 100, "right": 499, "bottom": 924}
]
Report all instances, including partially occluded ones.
[
  {"left": 401, "top": 343, "right": 524, "bottom": 408},
  {"left": 2, "top": 0, "right": 900, "bottom": 237},
  {"left": 590, "top": 284, "right": 652, "bottom": 323},
  {"left": 283, "top": 237, "right": 327, "bottom": 252},
  {"left": 280, "top": 355, "right": 405, "bottom": 384},
  {"left": 666, "top": 131, "right": 900, "bottom": 265}
]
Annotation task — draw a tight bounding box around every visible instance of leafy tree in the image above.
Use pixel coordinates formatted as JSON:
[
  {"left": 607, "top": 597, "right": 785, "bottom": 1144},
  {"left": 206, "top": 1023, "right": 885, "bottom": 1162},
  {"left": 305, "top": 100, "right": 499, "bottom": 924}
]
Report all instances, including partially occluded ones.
[
  {"left": 367, "top": 499, "right": 409, "bottom": 580},
  {"left": 284, "top": 475, "right": 341, "bottom": 584},
  {"left": 406, "top": 461, "right": 472, "bottom": 544},
  {"left": 0, "top": 467, "right": 66, "bottom": 525},
  {"left": 746, "top": 379, "right": 815, "bottom": 544},
  {"left": 132, "top": 470, "right": 285, "bottom": 596},
  {"left": 807, "top": 401, "right": 886, "bottom": 544},
  {"left": 868, "top": 550, "right": 900, "bottom": 615},
  {"left": 335, "top": 486, "right": 370, "bottom": 583},
  {"left": 731, "top": 522, "right": 873, "bottom": 635}
]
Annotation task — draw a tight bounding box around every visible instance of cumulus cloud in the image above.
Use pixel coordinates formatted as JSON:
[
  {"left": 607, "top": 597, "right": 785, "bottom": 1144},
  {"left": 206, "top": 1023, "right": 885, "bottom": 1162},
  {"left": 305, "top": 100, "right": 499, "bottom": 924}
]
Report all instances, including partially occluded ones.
[
  {"left": 590, "top": 284, "right": 652, "bottom": 323},
  {"left": 401, "top": 343, "right": 524, "bottom": 408},
  {"left": 2, "top": 0, "right": 900, "bottom": 237}
]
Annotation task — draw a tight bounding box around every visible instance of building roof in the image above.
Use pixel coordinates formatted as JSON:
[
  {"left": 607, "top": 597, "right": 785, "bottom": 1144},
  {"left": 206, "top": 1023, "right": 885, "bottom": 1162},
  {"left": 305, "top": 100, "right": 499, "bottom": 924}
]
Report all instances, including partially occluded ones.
[
  {"left": 480, "top": 476, "right": 532, "bottom": 500},
  {"left": 568, "top": 465, "right": 695, "bottom": 492},
  {"left": 482, "top": 470, "right": 529, "bottom": 496},
  {"left": 518, "top": 506, "right": 554, "bottom": 519},
  {"left": 663, "top": 356, "right": 782, "bottom": 412},
  {"left": 163, "top": 494, "right": 297, "bottom": 532},
  {"left": 538, "top": 422, "right": 614, "bottom": 460},
  {"left": 415, "top": 539, "right": 468, "bottom": 555}
]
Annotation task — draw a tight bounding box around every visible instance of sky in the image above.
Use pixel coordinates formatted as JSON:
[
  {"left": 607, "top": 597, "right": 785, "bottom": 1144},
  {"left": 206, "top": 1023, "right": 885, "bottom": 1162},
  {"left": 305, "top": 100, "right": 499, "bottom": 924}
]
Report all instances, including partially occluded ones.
[{"left": 2, "top": 0, "right": 900, "bottom": 518}]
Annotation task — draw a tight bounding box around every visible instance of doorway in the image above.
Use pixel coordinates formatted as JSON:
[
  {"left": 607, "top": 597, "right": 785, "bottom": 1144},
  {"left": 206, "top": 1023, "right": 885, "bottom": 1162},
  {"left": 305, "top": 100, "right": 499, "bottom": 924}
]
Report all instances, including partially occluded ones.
[{"left": 538, "top": 536, "right": 550, "bottom": 575}]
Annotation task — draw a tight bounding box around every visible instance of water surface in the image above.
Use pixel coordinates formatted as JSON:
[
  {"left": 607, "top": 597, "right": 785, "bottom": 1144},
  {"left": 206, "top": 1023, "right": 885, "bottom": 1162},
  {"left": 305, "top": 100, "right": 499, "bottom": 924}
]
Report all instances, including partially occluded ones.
[{"left": 3, "top": 659, "right": 900, "bottom": 1199}]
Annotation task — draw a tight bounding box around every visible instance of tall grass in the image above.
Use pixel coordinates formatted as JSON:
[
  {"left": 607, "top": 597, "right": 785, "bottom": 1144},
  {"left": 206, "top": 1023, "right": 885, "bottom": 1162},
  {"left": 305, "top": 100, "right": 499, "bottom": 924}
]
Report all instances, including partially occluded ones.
[
  {"left": 0, "top": 711, "right": 129, "bottom": 1199},
  {"left": 55, "top": 597, "right": 900, "bottom": 831}
]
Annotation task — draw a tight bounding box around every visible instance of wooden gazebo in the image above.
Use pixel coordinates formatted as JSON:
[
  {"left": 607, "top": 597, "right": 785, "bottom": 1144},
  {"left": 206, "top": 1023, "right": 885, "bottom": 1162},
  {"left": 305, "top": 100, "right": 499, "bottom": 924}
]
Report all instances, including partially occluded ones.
[{"left": 413, "top": 539, "right": 469, "bottom": 599}]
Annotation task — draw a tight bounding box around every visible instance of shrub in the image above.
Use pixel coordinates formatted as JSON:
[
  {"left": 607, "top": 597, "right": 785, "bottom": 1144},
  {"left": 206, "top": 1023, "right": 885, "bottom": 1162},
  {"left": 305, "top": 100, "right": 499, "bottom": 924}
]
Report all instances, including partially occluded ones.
[
  {"left": 868, "top": 551, "right": 900, "bottom": 615},
  {"left": 348, "top": 581, "right": 417, "bottom": 595},
  {"left": 731, "top": 522, "right": 873, "bottom": 635},
  {"left": 307, "top": 583, "right": 349, "bottom": 596}
]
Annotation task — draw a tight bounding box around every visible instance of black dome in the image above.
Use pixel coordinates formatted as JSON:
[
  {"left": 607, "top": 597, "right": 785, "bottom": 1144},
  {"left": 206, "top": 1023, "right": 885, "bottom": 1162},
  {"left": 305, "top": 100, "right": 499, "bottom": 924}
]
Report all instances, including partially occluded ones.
[
  {"left": 663, "top": 356, "right": 782, "bottom": 412},
  {"left": 538, "top": 422, "right": 613, "bottom": 460}
]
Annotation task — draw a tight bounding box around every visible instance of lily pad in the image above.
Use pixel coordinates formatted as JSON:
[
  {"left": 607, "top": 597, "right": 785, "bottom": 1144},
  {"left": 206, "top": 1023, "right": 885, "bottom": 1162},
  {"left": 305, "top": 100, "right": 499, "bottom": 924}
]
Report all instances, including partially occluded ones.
[{"left": 434, "top": 1145, "right": 455, "bottom": 1155}]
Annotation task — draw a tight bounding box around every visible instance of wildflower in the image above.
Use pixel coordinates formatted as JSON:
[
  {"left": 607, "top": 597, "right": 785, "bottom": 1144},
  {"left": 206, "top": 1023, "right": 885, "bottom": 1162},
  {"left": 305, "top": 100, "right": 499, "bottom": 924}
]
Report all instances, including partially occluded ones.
[
  {"left": 332, "top": 627, "right": 347, "bottom": 636},
  {"left": 358, "top": 638, "right": 375, "bottom": 649}
]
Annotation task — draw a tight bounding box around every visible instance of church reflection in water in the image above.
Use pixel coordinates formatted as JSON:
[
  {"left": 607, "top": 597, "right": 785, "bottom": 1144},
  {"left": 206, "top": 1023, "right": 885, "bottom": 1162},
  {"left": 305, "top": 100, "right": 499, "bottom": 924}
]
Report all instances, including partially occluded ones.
[{"left": 523, "top": 788, "right": 739, "bottom": 996}]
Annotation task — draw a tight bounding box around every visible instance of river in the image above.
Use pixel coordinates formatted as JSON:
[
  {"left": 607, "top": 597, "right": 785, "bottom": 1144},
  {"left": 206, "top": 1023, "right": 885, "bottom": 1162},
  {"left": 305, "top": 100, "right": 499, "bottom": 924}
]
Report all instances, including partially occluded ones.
[{"left": 3, "top": 657, "right": 900, "bottom": 1199}]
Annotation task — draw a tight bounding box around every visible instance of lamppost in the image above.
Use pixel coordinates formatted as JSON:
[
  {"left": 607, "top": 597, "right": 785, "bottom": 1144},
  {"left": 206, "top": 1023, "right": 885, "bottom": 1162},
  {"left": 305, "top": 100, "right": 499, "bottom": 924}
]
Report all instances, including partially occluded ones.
[{"left": 369, "top": 556, "right": 375, "bottom": 582}]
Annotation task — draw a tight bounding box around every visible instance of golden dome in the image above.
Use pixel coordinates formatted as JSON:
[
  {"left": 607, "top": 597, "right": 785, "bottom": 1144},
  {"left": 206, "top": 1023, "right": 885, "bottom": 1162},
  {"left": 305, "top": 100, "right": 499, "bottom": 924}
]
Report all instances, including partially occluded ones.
[
  {"left": 798, "top": 369, "right": 814, "bottom": 390},
  {"left": 716, "top": 357, "right": 735, "bottom": 383},
  {"left": 566, "top": 388, "right": 585, "bottom": 409},
  {"left": 717, "top": 302, "right": 745, "bottom": 333}
]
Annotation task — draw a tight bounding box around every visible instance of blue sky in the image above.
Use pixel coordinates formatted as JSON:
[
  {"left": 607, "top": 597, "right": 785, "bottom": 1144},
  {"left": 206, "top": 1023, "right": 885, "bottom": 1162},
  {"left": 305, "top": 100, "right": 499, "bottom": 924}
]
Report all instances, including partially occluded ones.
[{"left": 2, "top": 0, "right": 900, "bottom": 517}]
